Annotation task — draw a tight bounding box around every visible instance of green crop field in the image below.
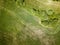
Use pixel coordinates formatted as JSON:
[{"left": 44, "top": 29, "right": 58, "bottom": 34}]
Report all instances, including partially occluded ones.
[{"left": 0, "top": 0, "right": 60, "bottom": 45}]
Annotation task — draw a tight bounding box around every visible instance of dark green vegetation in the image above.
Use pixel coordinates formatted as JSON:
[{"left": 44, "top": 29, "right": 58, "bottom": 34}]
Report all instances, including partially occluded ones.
[
  {"left": 0, "top": 0, "right": 60, "bottom": 45},
  {"left": 53, "top": 0, "right": 60, "bottom": 1}
]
